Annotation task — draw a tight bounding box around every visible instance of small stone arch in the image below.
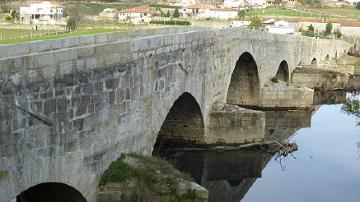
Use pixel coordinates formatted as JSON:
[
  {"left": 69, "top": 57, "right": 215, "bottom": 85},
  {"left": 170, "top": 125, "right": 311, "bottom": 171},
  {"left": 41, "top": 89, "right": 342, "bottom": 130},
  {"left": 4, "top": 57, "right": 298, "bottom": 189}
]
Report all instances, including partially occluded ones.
[
  {"left": 311, "top": 58, "right": 317, "bottom": 67},
  {"left": 152, "top": 92, "right": 204, "bottom": 153},
  {"left": 16, "top": 183, "right": 87, "bottom": 202},
  {"left": 325, "top": 54, "right": 330, "bottom": 62},
  {"left": 226, "top": 52, "right": 260, "bottom": 107},
  {"left": 276, "top": 60, "right": 289, "bottom": 82}
]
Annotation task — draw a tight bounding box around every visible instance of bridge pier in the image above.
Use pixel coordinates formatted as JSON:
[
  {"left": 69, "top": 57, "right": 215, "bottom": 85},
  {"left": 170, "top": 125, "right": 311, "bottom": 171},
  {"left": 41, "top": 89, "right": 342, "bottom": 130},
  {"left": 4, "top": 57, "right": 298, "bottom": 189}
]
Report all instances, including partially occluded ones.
[
  {"left": 291, "top": 67, "right": 348, "bottom": 90},
  {"left": 258, "top": 81, "right": 314, "bottom": 109},
  {"left": 206, "top": 104, "right": 265, "bottom": 145}
]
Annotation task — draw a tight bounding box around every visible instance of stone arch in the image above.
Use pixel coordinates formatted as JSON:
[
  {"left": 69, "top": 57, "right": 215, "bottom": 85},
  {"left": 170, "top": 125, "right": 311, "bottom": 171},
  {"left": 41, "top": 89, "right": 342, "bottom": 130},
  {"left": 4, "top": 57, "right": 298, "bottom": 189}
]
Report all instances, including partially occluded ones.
[
  {"left": 311, "top": 58, "right": 317, "bottom": 67},
  {"left": 276, "top": 60, "right": 289, "bottom": 82},
  {"left": 16, "top": 182, "right": 87, "bottom": 202},
  {"left": 325, "top": 54, "right": 330, "bottom": 62},
  {"left": 226, "top": 52, "right": 260, "bottom": 107},
  {"left": 152, "top": 92, "right": 204, "bottom": 153}
]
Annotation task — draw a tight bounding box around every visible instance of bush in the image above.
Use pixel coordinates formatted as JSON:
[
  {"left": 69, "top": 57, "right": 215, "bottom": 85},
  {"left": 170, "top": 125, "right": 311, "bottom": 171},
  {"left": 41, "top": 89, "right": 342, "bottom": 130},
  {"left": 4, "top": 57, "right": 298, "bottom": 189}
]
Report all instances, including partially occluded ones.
[
  {"left": 356, "top": 2, "right": 360, "bottom": 9},
  {"left": 324, "top": 22, "right": 332, "bottom": 36},
  {"left": 302, "top": 24, "right": 315, "bottom": 37},
  {"left": 4, "top": 15, "right": 12, "bottom": 21},
  {"left": 166, "top": 10, "right": 171, "bottom": 17},
  {"left": 334, "top": 28, "right": 342, "bottom": 38},
  {"left": 237, "top": 10, "right": 245, "bottom": 19},
  {"left": 173, "top": 8, "right": 180, "bottom": 18},
  {"left": 150, "top": 20, "right": 190, "bottom": 26},
  {"left": 66, "top": 16, "right": 77, "bottom": 31},
  {"left": 249, "top": 15, "right": 264, "bottom": 30},
  {"left": 271, "top": 77, "right": 279, "bottom": 83}
]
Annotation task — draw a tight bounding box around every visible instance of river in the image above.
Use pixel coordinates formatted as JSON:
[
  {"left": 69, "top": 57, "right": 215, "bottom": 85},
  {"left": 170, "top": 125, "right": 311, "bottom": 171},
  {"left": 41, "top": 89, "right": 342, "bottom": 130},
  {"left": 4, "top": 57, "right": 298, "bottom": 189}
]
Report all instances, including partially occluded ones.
[{"left": 161, "top": 91, "right": 360, "bottom": 202}]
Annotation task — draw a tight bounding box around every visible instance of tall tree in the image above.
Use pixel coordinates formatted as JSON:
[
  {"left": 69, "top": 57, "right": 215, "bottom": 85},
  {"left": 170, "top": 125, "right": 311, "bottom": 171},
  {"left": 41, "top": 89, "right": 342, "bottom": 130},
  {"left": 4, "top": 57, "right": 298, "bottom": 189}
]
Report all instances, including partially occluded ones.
[
  {"left": 173, "top": 8, "right": 180, "bottom": 18},
  {"left": 324, "top": 22, "right": 332, "bottom": 36}
]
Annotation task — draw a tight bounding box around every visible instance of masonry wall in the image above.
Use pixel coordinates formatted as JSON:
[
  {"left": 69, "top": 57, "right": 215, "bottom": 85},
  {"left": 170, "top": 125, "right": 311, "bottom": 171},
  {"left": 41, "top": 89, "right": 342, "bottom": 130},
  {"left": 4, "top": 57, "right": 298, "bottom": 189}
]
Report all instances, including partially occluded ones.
[{"left": 0, "top": 27, "right": 352, "bottom": 202}]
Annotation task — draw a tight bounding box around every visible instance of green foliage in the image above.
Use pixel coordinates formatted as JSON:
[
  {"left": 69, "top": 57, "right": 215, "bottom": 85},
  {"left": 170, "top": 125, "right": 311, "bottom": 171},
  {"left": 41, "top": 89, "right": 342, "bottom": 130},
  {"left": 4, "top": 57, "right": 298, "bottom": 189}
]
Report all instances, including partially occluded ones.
[
  {"left": 66, "top": 16, "right": 77, "bottom": 31},
  {"left": 249, "top": 15, "right": 264, "bottom": 29},
  {"left": 308, "top": 24, "right": 314, "bottom": 32},
  {"left": 271, "top": 77, "right": 279, "bottom": 83},
  {"left": 0, "top": 170, "right": 7, "bottom": 181},
  {"left": 342, "top": 93, "right": 360, "bottom": 125},
  {"left": 324, "top": 22, "right": 332, "bottom": 36},
  {"left": 149, "top": 4, "right": 181, "bottom": 9},
  {"left": 99, "top": 155, "right": 133, "bottom": 186},
  {"left": 173, "top": 8, "right": 180, "bottom": 18},
  {"left": 150, "top": 20, "right": 191, "bottom": 26},
  {"left": 237, "top": 10, "right": 245, "bottom": 18},
  {"left": 166, "top": 10, "right": 171, "bottom": 17},
  {"left": 334, "top": 28, "right": 342, "bottom": 38},
  {"left": 0, "top": 5, "right": 9, "bottom": 13},
  {"left": 65, "top": 3, "right": 80, "bottom": 18},
  {"left": 302, "top": 24, "right": 315, "bottom": 37},
  {"left": 4, "top": 15, "right": 11, "bottom": 21},
  {"left": 356, "top": 2, "right": 360, "bottom": 9}
]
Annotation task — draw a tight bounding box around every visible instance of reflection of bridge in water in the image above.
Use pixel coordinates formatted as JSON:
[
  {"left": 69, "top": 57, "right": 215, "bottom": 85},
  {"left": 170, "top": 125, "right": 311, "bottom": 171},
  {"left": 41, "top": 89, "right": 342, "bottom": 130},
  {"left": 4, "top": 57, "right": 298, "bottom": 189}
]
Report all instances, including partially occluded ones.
[{"left": 160, "top": 90, "right": 348, "bottom": 202}]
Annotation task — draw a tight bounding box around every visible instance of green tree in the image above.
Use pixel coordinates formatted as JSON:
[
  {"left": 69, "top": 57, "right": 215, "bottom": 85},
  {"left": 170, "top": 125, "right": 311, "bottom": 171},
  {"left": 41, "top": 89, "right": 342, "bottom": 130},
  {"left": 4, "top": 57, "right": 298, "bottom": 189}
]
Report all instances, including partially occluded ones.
[
  {"left": 166, "top": 10, "right": 171, "bottom": 17},
  {"left": 334, "top": 28, "right": 342, "bottom": 38},
  {"left": 249, "top": 15, "right": 264, "bottom": 29},
  {"left": 356, "top": 2, "right": 360, "bottom": 9},
  {"left": 173, "top": 8, "right": 180, "bottom": 18},
  {"left": 66, "top": 16, "right": 77, "bottom": 31},
  {"left": 308, "top": 24, "right": 314, "bottom": 32},
  {"left": 237, "top": 10, "right": 245, "bottom": 19},
  {"left": 324, "top": 22, "right": 332, "bottom": 36}
]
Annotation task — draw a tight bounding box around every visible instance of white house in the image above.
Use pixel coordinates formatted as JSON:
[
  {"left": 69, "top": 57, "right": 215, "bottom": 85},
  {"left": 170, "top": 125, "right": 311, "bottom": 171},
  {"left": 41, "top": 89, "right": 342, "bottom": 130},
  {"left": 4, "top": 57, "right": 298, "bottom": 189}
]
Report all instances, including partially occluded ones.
[
  {"left": 201, "top": 8, "right": 238, "bottom": 20},
  {"left": 223, "top": 0, "right": 246, "bottom": 9},
  {"left": 118, "top": 6, "right": 152, "bottom": 24},
  {"left": 266, "top": 20, "right": 295, "bottom": 34},
  {"left": 19, "top": 1, "right": 64, "bottom": 26},
  {"left": 248, "top": 0, "right": 267, "bottom": 8},
  {"left": 345, "top": 0, "right": 360, "bottom": 5}
]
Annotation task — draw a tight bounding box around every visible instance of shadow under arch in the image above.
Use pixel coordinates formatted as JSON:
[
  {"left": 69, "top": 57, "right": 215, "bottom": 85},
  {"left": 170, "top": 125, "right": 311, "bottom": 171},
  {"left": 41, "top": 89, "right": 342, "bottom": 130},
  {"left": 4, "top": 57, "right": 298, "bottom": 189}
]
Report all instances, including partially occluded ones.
[
  {"left": 276, "top": 60, "right": 289, "bottom": 82},
  {"left": 16, "top": 182, "right": 87, "bottom": 202},
  {"left": 226, "top": 52, "right": 260, "bottom": 107},
  {"left": 152, "top": 92, "right": 205, "bottom": 154},
  {"left": 311, "top": 58, "right": 317, "bottom": 67}
]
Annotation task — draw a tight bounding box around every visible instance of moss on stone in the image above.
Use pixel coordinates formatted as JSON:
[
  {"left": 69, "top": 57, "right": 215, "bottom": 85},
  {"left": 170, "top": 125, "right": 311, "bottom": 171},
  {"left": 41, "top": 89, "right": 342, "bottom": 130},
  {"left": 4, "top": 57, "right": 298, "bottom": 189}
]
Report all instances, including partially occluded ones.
[{"left": 0, "top": 170, "right": 8, "bottom": 181}]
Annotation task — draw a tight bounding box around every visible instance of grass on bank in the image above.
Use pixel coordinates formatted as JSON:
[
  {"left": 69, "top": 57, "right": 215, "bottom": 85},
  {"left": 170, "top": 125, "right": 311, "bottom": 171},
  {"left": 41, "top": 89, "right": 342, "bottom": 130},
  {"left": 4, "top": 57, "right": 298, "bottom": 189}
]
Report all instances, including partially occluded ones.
[
  {"left": 0, "top": 28, "right": 128, "bottom": 44},
  {"left": 99, "top": 154, "right": 193, "bottom": 188},
  {"left": 309, "top": 7, "right": 360, "bottom": 16},
  {"left": 246, "top": 7, "right": 318, "bottom": 18}
]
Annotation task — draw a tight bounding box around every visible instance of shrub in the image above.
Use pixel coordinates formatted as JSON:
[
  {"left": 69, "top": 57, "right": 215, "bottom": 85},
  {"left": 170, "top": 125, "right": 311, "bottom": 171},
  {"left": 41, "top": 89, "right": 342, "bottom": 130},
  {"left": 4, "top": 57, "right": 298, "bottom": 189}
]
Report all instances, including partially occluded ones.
[
  {"left": 324, "top": 22, "right": 332, "bottom": 36},
  {"left": 66, "top": 16, "right": 77, "bottom": 31},
  {"left": 173, "top": 8, "right": 180, "bottom": 18},
  {"left": 166, "top": 10, "right": 171, "bottom": 17},
  {"left": 150, "top": 20, "right": 190, "bottom": 26},
  {"left": 4, "top": 15, "right": 12, "bottom": 21},
  {"left": 271, "top": 77, "right": 279, "bottom": 83},
  {"left": 249, "top": 15, "right": 264, "bottom": 30},
  {"left": 356, "top": 2, "right": 360, "bottom": 9},
  {"left": 334, "top": 28, "right": 342, "bottom": 38}
]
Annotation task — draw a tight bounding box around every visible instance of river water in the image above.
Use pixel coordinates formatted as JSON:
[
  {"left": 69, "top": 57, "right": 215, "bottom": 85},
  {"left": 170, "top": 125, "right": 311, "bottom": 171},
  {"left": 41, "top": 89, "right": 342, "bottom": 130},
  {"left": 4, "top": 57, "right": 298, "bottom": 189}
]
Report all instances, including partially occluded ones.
[{"left": 162, "top": 91, "right": 360, "bottom": 202}]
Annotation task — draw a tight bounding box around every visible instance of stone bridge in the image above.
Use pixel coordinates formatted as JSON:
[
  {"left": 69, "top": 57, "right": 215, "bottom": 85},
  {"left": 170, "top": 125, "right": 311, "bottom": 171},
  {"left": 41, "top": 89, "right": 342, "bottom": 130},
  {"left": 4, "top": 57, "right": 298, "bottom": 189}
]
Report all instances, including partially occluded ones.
[{"left": 0, "top": 27, "right": 351, "bottom": 202}]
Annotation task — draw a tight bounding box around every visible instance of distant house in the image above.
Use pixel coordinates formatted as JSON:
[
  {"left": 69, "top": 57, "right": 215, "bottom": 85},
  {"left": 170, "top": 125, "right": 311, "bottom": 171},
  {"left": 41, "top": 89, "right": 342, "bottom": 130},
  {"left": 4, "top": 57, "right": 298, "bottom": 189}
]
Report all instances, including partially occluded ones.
[
  {"left": 223, "top": 0, "right": 246, "bottom": 9},
  {"left": 281, "top": 0, "right": 298, "bottom": 7},
  {"left": 99, "top": 8, "right": 118, "bottom": 20},
  {"left": 266, "top": 20, "right": 295, "bottom": 34},
  {"left": 183, "top": 3, "right": 206, "bottom": 15},
  {"left": 118, "top": 6, "right": 152, "bottom": 24},
  {"left": 266, "top": 0, "right": 276, "bottom": 6},
  {"left": 19, "top": 1, "right": 64, "bottom": 26},
  {"left": 248, "top": 0, "right": 267, "bottom": 8},
  {"left": 201, "top": 8, "right": 238, "bottom": 20}
]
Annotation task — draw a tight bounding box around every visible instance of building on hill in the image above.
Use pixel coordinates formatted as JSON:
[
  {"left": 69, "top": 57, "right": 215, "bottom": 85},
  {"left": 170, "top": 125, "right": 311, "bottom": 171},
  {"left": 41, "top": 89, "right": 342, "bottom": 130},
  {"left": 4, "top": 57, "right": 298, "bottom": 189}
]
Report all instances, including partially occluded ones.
[
  {"left": 266, "top": 0, "right": 276, "bottom": 6},
  {"left": 200, "top": 8, "right": 239, "bottom": 19},
  {"left": 223, "top": 0, "right": 246, "bottom": 9},
  {"left": 248, "top": 0, "right": 267, "bottom": 8},
  {"left": 182, "top": 3, "right": 206, "bottom": 15},
  {"left": 118, "top": 6, "right": 152, "bottom": 24},
  {"left": 281, "top": 0, "right": 298, "bottom": 7},
  {"left": 19, "top": 1, "right": 65, "bottom": 28}
]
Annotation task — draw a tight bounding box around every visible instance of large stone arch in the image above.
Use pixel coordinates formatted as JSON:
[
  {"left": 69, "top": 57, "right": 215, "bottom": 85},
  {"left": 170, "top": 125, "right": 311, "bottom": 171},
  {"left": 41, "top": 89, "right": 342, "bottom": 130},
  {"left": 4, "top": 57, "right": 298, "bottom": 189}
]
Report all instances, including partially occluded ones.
[
  {"left": 16, "top": 182, "right": 87, "bottom": 202},
  {"left": 152, "top": 92, "right": 205, "bottom": 153},
  {"left": 276, "top": 60, "right": 289, "bottom": 82},
  {"left": 226, "top": 52, "right": 260, "bottom": 107}
]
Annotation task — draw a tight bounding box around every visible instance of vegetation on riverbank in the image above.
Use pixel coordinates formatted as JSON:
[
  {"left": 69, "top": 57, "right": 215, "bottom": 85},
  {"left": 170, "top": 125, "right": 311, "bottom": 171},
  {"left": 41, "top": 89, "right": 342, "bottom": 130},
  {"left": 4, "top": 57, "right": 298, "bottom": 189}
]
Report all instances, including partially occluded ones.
[{"left": 99, "top": 154, "right": 193, "bottom": 187}]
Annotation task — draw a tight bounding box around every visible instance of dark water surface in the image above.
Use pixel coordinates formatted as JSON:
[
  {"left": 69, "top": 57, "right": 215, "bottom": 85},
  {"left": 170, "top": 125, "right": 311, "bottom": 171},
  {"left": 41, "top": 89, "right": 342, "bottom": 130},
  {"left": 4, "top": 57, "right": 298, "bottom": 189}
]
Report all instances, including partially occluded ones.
[{"left": 163, "top": 93, "right": 360, "bottom": 202}]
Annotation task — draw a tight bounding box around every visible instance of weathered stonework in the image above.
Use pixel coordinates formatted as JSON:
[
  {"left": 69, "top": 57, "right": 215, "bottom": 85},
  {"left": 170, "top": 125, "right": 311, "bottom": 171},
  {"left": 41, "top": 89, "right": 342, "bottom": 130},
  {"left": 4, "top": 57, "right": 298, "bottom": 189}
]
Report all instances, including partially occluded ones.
[{"left": 0, "top": 27, "right": 352, "bottom": 202}]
